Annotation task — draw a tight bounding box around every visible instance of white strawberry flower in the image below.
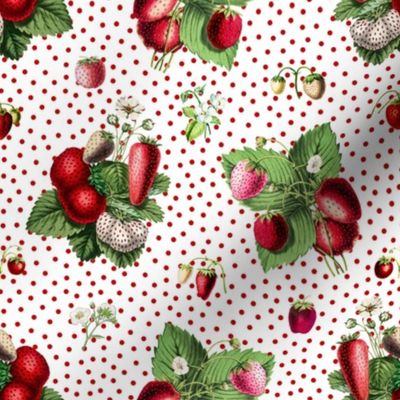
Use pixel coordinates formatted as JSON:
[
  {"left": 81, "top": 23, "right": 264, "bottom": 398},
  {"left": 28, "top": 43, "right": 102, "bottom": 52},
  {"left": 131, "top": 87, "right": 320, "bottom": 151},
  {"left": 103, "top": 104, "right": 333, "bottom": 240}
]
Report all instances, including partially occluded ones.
[
  {"left": 115, "top": 96, "right": 145, "bottom": 121},
  {"left": 70, "top": 307, "right": 91, "bottom": 325},
  {"left": 306, "top": 154, "right": 323, "bottom": 174},
  {"left": 210, "top": 92, "right": 226, "bottom": 109},
  {"left": 357, "top": 295, "right": 383, "bottom": 317},
  {"left": 172, "top": 356, "right": 189, "bottom": 375},
  {"left": 195, "top": 102, "right": 214, "bottom": 124}
]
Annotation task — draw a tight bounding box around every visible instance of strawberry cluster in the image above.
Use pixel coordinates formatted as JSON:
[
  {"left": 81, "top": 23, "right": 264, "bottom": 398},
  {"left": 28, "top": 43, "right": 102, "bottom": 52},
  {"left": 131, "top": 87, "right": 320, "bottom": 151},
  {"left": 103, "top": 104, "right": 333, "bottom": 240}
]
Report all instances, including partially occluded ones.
[{"left": 0, "top": 332, "right": 51, "bottom": 400}]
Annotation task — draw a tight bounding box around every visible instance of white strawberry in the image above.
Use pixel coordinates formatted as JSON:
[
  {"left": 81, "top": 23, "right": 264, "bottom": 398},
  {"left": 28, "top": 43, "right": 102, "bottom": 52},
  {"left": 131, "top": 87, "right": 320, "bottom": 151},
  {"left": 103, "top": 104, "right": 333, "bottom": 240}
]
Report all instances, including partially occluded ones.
[
  {"left": 96, "top": 212, "right": 148, "bottom": 253},
  {"left": 382, "top": 9, "right": 400, "bottom": 41},
  {"left": 350, "top": 19, "right": 373, "bottom": 49},
  {"left": 0, "top": 330, "right": 16, "bottom": 362},
  {"left": 230, "top": 160, "right": 267, "bottom": 200},
  {"left": 178, "top": 264, "right": 193, "bottom": 284},
  {"left": 83, "top": 130, "right": 115, "bottom": 164},
  {"left": 229, "top": 361, "right": 267, "bottom": 396},
  {"left": 365, "top": 19, "right": 390, "bottom": 50},
  {"left": 383, "top": 327, "right": 400, "bottom": 358}
]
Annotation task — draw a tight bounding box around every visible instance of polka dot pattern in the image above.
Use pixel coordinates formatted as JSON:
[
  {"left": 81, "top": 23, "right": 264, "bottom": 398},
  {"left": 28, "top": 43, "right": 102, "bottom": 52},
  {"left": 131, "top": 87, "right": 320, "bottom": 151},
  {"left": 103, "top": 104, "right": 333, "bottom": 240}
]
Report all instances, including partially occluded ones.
[{"left": 0, "top": 0, "right": 399, "bottom": 399}]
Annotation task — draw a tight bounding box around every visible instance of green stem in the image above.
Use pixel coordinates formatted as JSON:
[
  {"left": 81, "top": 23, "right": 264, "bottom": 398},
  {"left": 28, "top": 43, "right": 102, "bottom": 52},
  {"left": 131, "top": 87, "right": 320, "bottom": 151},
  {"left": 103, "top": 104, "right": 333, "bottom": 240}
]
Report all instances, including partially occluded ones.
[{"left": 371, "top": 90, "right": 400, "bottom": 115}]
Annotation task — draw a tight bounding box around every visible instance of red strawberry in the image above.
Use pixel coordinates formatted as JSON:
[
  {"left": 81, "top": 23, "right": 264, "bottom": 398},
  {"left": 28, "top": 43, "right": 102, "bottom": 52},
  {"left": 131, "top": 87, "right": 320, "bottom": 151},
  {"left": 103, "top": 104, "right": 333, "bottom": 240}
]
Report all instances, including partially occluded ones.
[
  {"left": 137, "top": 381, "right": 180, "bottom": 400},
  {"left": 393, "top": 388, "right": 400, "bottom": 399},
  {"left": 207, "top": 8, "right": 243, "bottom": 50},
  {"left": 61, "top": 184, "right": 106, "bottom": 225},
  {"left": 0, "top": 0, "right": 37, "bottom": 22},
  {"left": 196, "top": 268, "right": 217, "bottom": 300},
  {"left": 374, "top": 256, "right": 394, "bottom": 279},
  {"left": 254, "top": 214, "right": 289, "bottom": 252},
  {"left": 0, "top": 111, "right": 13, "bottom": 140},
  {"left": 137, "top": 17, "right": 181, "bottom": 53},
  {"left": 7, "top": 256, "right": 26, "bottom": 275},
  {"left": 128, "top": 137, "right": 161, "bottom": 206},
  {"left": 50, "top": 148, "right": 90, "bottom": 191},
  {"left": 315, "top": 178, "right": 361, "bottom": 224},
  {"left": 0, "top": 382, "right": 36, "bottom": 400},
  {"left": 337, "top": 335, "right": 369, "bottom": 400},
  {"left": 10, "top": 346, "right": 50, "bottom": 390},
  {"left": 133, "top": 0, "right": 178, "bottom": 22},
  {"left": 315, "top": 219, "right": 359, "bottom": 256},
  {"left": 288, "top": 299, "right": 317, "bottom": 334},
  {"left": 386, "top": 100, "right": 400, "bottom": 129},
  {"left": 75, "top": 57, "right": 106, "bottom": 89},
  {"left": 393, "top": 0, "right": 400, "bottom": 12},
  {"left": 229, "top": 361, "right": 267, "bottom": 396}
]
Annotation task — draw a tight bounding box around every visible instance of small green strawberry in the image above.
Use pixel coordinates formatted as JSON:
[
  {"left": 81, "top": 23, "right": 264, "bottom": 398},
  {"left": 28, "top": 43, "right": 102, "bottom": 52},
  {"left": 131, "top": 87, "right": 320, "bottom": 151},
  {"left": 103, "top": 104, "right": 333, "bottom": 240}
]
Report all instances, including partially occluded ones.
[
  {"left": 271, "top": 76, "right": 286, "bottom": 94},
  {"left": 383, "top": 326, "right": 400, "bottom": 358},
  {"left": 83, "top": 130, "right": 115, "bottom": 164}
]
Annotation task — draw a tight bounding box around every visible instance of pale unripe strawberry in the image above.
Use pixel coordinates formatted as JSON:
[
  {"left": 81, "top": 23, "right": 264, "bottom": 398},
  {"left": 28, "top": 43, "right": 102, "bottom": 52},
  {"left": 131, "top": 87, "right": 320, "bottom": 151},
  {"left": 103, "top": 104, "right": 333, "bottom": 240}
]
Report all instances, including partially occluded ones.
[
  {"left": 271, "top": 76, "right": 286, "bottom": 94},
  {"left": 178, "top": 264, "right": 193, "bottom": 284},
  {"left": 83, "top": 130, "right": 115, "bottom": 164},
  {"left": 382, "top": 327, "right": 400, "bottom": 358},
  {"left": 303, "top": 73, "right": 325, "bottom": 100},
  {"left": 75, "top": 57, "right": 106, "bottom": 89},
  {"left": 0, "top": 329, "right": 16, "bottom": 362},
  {"left": 229, "top": 361, "right": 267, "bottom": 396}
]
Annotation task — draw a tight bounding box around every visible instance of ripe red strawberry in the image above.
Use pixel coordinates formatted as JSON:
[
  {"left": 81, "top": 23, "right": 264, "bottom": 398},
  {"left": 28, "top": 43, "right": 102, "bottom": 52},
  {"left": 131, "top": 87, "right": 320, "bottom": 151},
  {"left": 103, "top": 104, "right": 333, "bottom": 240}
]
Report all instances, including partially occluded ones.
[
  {"left": 337, "top": 335, "right": 369, "bottom": 400},
  {"left": 196, "top": 268, "right": 217, "bottom": 300},
  {"left": 229, "top": 361, "right": 267, "bottom": 396},
  {"left": 0, "top": 0, "right": 37, "bottom": 22},
  {"left": 254, "top": 214, "right": 289, "bottom": 252},
  {"left": 75, "top": 57, "right": 106, "bottom": 89},
  {"left": 315, "top": 219, "right": 359, "bottom": 256},
  {"left": 133, "top": 0, "right": 178, "bottom": 22},
  {"left": 10, "top": 346, "right": 50, "bottom": 390},
  {"left": 315, "top": 178, "right": 361, "bottom": 224},
  {"left": 0, "top": 111, "right": 13, "bottom": 140},
  {"left": 374, "top": 256, "right": 394, "bottom": 279},
  {"left": 137, "top": 17, "right": 181, "bottom": 53},
  {"left": 7, "top": 256, "right": 26, "bottom": 275},
  {"left": 0, "top": 382, "right": 36, "bottom": 400},
  {"left": 128, "top": 137, "right": 161, "bottom": 206},
  {"left": 137, "top": 381, "right": 180, "bottom": 400},
  {"left": 393, "top": 388, "right": 400, "bottom": 400},
  {"left": 393, "top": 0, "right": 400, "bottom": 12},
  {"left": 386, "top": 100, "right": 400, "bottom": 129},
  {"left": 207, "top": 8, "right": 243, "bottom": 50},
  {"left": 61, "top": 184, "right": 106, "bottom": 225},
  {"left": 50, "top": 148, "right": 90, "bottom": 190},
  {"left": 288, "top": 299, "right": 317, "bottom": 334}
]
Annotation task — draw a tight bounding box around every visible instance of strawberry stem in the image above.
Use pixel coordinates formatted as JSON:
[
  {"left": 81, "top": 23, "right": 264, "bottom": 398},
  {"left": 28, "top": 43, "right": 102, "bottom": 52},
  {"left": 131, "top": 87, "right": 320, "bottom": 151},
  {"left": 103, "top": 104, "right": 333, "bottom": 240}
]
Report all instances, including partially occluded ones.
[
  {"left": 371, "top": 90, "right": 400, "bottom": 115},
  {"left": 0, "top": 245, "right": 22, "bottom": 274}
]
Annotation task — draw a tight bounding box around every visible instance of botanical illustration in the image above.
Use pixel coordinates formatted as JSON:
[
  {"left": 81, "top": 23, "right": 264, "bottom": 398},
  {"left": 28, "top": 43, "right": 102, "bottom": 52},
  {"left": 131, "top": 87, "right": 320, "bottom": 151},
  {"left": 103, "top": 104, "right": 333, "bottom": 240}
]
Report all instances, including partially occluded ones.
[
  {"left": 0, "top": 0, "right": 72, "bottom": 60},
  {"left": 0, "top": 245, "right": 26, "bottom": 275},
  {"left": 26, "top": 98, "right": 170, "bottom": 268},
  {"left": 0, "top": 103, "right": 21, "bottom": 140},
  {"left": 0, "top": 329, "right": 64, "bottom": 399},
  {"left": 137, "top": 323, "right": 275, "bottom": 399},
  {"left": 371, "top": 89, "right": 400, "bottom": 129},
  {"left": 334, "top": 0, "right": 400, "bottom": 65},
  {"left": 222, "top": 123, "right": 362, "bottom": 276},
  {"left": 328, "top": 295, "right": 400, "bottom": 400}
]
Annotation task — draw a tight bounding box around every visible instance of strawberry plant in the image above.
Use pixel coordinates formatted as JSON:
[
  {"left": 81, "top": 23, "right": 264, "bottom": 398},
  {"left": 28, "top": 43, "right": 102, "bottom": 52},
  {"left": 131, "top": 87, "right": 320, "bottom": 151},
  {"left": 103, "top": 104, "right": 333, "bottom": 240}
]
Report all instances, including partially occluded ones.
[
  {"left": 328, "top": 295, "right": 400, "bottom": 400},
  {"left": 0, "top": 0, "right": 72, "bottom": 60},
  {"left": 133, "top": 0, "right": 251, "bottom": 71},
  {"left": 372, "top": 89, "right": 400, "bottom": 129},
  {"left": 222, "top": 123, "right": 361, "bottom": 276},
  {"left": 334, "top": 0, "right": 400, "bottom": 65},
  {"left": 137, "top": 323, "right": 275, "bottom": 399},
  {"left": 26, "top": 98, "right": 170, "bottom": 268}
]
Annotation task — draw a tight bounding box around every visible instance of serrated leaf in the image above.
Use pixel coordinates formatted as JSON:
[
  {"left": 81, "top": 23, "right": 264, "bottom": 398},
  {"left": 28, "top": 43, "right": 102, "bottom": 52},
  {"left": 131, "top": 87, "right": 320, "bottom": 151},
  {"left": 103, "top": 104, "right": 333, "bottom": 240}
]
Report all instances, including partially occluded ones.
[
  {"left": 69, "top": 224, "right": 101, "bottom": 261},
  {"left": 152, "top": 323, "right": 208, "bottom": 386},
  {"left": 186, "top": 120, "right": 207, "bottom": 140},
  {"left": 289, "top": 123, "right": 341, "bottom": 182},
  {"left": 0, "top": 362, "right": 11, "bottom": 392},
  {"left": 15, "top": 0, "right": 73, "bottom": 36},
  {"left": 93, "top": 161, "right": 129, "bottom": 195},
  {"left": 97, "top": 239, "right": 144, "bottom": 268},
  {"left": 180, "top": 1, "right": 238, "bottom": 70},
  {"left": 41, "top": 387, "right": 64, "bottom": 400},
  {"left": 149, "top": 173, "right": 171, "bottom": 196},
  {"left": 328, "top": 370, "right": 349, "bottom": 394},
  {"left": 354, "top": 34, "right": 400, "bottom": 65},
  {"left": 211, "top": 116, "right": 221, "bottom": 125},
  {"left": 391, "top": 365, "right": 400, "bottom": 391},
  {"left": 27, "top": 190, "right": 85, "bottom": 238},
  {"left": 369, "top": 357, "right": 399, "bottom": 395},
  {"left": 334, "top": 0, "right": 371, "bottom": 20},
  {"left": 257, "top": 207, "right": 316, "bottom": 272},
  {"left": 183, "top": 106, "right": 197, "bottom": 118},
  {"left": 108, "top": 195, "right": 164, "bottom": 223},
  {"left": 0, "top": 22, "right": 31, "bottom": 60}
]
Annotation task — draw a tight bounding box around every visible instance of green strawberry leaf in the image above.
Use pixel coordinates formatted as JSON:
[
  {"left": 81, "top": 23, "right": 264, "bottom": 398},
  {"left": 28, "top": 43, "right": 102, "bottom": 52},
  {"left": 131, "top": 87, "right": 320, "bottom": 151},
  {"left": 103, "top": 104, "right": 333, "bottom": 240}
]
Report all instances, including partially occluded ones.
[
  {"left": 256, "top": 206, "right": 316, "bottom": 273},
  {"left": 90, "top": 161, "right": 129, "bottom": 195},
  {"left": 152, "top": 323, "right": 208, "bottom": 386},
  {"left": 328, "top": 370, "right": 349, "bottom": 393},
  {"left": 289, "top": 123, "right": 341, "bottom": 183},
  {"left": 149, "top": 173, "right": 171, "bottom": 196},
  {"left": 186, "top": 120, "right": 207, "bottom": 140},
  {"left": 0, "top": 362, "right": 11, "bottom": 392},
  {"left": 0, "top": 22, "right": 32, "bottom": 60},
  {"left": 107, "top": 195, "right": 164, "bottom": 223},
  {"left": 369, "top": 357, "right": 400, "bottom": 395},
  {"left": 391, "top": 365, "right": 400, "bottom": 391},
  {"left": 15, "top": 0, "right": 73, "bottom": 36},
  {"left": 334, "top": 0, "right": 390, "bottom": 20},
  {"left": 180, "top": 1, "right": 238, "bottom": 70},
  {"left": 26, "top": 190, "right": 85, "bottom": 238},
  {"left": 97, "top": 239, "right": 144, "bottom": 268},
  {"left": 68, "top": 224, "right": 101, "bottom": 261},
  {"left": 354, "top": 35, "right": 400, "bottom": 65},
  {"left": 211, "top": 116, "right": 221, "bottom": 125},
  {"left": 41, "top": 387, "right": 64, "bottom": 400},
  {"left": 182, "top": 106, "right": 197, "bottom": 118}
]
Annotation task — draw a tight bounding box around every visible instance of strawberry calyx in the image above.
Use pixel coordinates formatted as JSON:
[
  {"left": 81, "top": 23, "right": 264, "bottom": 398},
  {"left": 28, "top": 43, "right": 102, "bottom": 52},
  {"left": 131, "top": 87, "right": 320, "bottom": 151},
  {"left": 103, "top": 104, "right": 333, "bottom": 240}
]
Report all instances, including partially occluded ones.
[
  {"left": 99, "top": 130, "right": 114, "bottom": 141},
  {"left": 216, "top": 6, "right": 241, "bottom": 18},
  {"left": 0, "top": 361, "right": 11, "bottom": 392},
  {"left": 138, "top": 135, "right": 160, "bottom": 146},
  {"left": 378, "top": 255, "right": 394, "bottom": 265},
  {"left": 271, "top": 75, "right": 286, "bottom": 83},
  {"left": 244, "top": 159, "right": 267, "bottom": 175},
  {"left": 304, "top": 73, "right": 324, "bottom": 84},
  {"left": 383, "top": 326, "right": 397, "bottom": 336},
  {"left": 197, "top": 268, "right": 217, "bottom": 277},
  {"left": 78, "top": 56, "right": 102, "bottom": 65},
  {"left": 338, "top": 332, "right": 360, "bottom": 344},
  {"left": 292, "top": 298, "right": 314, "bottom": 312},
  {"left": 179, "top": 263, "right": 193, "bottom": 272}
]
